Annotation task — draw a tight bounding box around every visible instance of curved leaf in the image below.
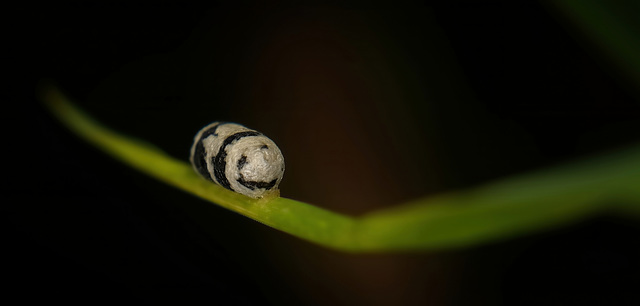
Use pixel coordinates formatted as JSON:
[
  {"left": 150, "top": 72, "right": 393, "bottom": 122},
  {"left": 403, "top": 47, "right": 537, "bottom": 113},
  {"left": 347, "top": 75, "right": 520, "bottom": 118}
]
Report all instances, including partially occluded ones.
[{"left": 41, "top": 85, "right": 640, "bottom": 252}]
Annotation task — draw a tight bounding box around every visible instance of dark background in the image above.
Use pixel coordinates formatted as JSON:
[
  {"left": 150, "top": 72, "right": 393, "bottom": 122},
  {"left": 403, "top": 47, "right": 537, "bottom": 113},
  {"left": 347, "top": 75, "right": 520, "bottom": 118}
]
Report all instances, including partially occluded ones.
[{"left": 6, "top": 1, "right": 640, "bottom": 305}]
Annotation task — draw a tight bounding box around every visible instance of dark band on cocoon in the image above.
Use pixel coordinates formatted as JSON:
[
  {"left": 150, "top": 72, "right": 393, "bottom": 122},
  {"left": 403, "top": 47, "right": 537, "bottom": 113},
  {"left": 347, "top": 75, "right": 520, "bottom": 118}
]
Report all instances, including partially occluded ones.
[
  {"left": 213, "top": 131, "right": 261, "bottom": 191},
  {"left": 192, "top": 122, "right": 225, "bottom": 182}
]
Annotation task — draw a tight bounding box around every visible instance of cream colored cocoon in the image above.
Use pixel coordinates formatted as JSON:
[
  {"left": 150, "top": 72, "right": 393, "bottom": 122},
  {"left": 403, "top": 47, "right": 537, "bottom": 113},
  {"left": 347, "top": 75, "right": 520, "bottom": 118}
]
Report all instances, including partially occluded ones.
[{"left": 190, "top": 122, "right": 285, "bottom": 198}]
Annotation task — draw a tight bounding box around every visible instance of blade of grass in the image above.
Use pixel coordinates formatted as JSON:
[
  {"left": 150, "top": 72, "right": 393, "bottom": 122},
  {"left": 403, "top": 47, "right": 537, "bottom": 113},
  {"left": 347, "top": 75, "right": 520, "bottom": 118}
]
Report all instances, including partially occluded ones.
[
  {"left": 356, "top": 146, "right": 640, "bottom": 250},
  {"left": 40, "top": 84, "right": 357, "bottom": 251},
  {"left": 548, "top": 0, "right": 640, "bottom": 91},
  {"left": 41, "top": 85, "right": 640, "bottom": 252}
]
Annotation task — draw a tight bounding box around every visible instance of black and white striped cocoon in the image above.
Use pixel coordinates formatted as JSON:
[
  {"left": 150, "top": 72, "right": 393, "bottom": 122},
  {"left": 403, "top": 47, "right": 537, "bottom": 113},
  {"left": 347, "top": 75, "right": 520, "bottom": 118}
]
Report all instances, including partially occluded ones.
[{"left": 190, "top": 122, "right": 285, "bottom": 198}]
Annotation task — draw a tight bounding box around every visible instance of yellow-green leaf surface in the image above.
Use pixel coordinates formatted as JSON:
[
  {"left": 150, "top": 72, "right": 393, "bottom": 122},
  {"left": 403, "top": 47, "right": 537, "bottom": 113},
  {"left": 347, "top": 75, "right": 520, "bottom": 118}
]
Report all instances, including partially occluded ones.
[{"left": 42, "top": 85, "right": 640, "bottom": 253}]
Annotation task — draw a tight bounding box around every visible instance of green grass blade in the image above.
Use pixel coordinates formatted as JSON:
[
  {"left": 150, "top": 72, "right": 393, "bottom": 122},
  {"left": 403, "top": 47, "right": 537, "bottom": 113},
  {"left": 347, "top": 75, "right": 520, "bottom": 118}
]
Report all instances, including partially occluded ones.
[
  {"left": 356, "top": 147, "right": 640, "bottom": 250},
  {"left": 549, "top": 0, "right": 640, "bottom": 90},
  {"left": 41, "top": 85, "right": 640, "bottom": 252},
  {"left": 41, "top": 85, "right": 357, "bottom": 251}
]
